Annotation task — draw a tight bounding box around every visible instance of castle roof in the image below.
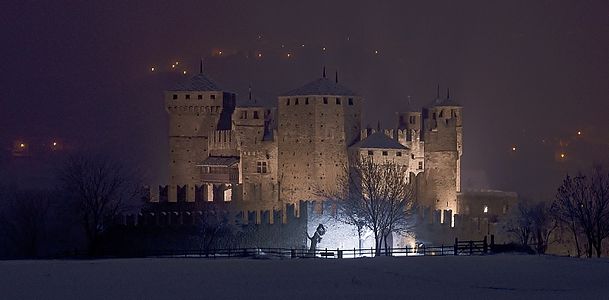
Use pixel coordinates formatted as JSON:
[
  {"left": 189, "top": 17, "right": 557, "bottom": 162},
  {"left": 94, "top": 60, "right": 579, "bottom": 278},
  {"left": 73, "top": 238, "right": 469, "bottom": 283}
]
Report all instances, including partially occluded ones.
[
  {"left": 351, "top": 131, "right": 408, "bottom": 150},
  {"left": 281, "top": 77, "right": 357, "bottom": 96},
  {"left": 168, "top": 73, "right": 222, "bottom": 92},
  {"left": 197, "top": 156, "right": 240, "bottom": 167},
  {"left": 431, "top": 97, "right": 461, "bottom": 107}
]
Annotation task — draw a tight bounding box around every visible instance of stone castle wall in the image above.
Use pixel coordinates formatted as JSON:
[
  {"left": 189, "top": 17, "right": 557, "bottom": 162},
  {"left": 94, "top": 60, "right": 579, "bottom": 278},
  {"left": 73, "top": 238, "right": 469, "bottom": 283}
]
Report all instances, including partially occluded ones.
[{"left": 277, "top": 95, "right": 362, "bottom": 203}]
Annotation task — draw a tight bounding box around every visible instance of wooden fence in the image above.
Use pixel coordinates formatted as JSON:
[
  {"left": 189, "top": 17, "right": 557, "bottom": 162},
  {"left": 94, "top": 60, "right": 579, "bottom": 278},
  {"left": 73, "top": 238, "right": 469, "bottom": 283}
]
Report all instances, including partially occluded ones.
[{"left": 146, "top": 236, "right": 492, "bottom": 259}]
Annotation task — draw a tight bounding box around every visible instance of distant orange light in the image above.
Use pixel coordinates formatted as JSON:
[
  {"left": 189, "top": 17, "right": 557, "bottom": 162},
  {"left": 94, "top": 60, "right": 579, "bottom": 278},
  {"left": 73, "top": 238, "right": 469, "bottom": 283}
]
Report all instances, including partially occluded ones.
[
  {"left": 577, "top": 131, "right": 582, "bottom": 135},
  {"left": 171, "top": 64, "right": 176, "bottom": 68},
  {"left": 511, "top": 146, "right": 516, "bottom": 151},
  {"left": 52, "top": 142, "right": 57, "bottom": 146},
  {"left": 19, "top": 143, "right": 25, "bottom": 148},
  {"left": 257, "top": 53, "right": 262, "bottom": 58},
  {"left": 374, "top": 50, "right": 379, "bottom": 54},
  {"left": 150, "top": 67, "right": 155, "bottom": 72},
  {"left": 218, "top": 51, "right": 223, "bottom": 55},
  {"left": 183, "top": 70, "right": 187, "bottom": 75},
  {"left": 560, "top": 153, "right": 566, "bottom": 159},
  {"left": 175, "top": 61, "right": 179, "bottom": 65},
  {"left": 287, "top": 53, "right": 292, "bottom": 58}
]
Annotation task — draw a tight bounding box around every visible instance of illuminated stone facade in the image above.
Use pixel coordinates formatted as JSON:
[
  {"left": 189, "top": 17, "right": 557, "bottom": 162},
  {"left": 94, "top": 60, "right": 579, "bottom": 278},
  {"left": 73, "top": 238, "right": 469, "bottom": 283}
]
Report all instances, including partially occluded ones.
[{"left": 161, "top": 70, "right": 463, "bottom": 216}]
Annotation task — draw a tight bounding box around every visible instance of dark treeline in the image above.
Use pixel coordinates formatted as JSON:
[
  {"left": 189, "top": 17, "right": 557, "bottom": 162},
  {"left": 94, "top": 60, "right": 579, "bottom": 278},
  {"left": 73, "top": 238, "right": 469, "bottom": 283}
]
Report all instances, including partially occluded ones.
[{"left": 504, "top": 165, "right": 609, "bottom": 257}]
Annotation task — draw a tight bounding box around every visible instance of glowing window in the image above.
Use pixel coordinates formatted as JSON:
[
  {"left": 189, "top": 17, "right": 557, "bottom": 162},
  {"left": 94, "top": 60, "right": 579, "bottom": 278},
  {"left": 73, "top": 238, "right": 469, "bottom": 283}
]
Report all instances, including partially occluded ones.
[{"left": 483, "top": 206, "right": 488, "bottom": 213}]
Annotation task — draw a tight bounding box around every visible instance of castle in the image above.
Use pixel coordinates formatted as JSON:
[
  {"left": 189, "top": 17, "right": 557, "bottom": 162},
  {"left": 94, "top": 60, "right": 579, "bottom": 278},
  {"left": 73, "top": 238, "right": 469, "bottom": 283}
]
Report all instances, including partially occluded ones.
[{"left": 148, "top": 66, "right": 517, "bottom": 247}]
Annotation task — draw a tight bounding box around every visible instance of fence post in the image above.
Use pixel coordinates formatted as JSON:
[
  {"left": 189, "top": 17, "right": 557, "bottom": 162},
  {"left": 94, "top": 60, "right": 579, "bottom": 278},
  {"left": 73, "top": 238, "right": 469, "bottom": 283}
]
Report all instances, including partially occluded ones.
[
  {"left": 454, "top": 238, "right": 458, "bottom": 256},
  {"left": 422, "top": 244, "right": 426, "bottom": 256},
  {"left": 483, "top": 236, "right": 488, "bottom": 254},
  {"left": 441, "top": 244, "right": 444, "bottom": 256},
  {"left": 337, "top": 248, "right": 342, "bottom": 259},
  {"left": 490, "top": 234, "right": 495, "bottom": 252},
  {"left": 469, "top": 241, "right": 473, "bottom": 255},
  {"left": 371, "top": 247, "right": 373, "bottom": 257},
  {"left": 291, "top": 249, "right": 296, "bottom": 259}
]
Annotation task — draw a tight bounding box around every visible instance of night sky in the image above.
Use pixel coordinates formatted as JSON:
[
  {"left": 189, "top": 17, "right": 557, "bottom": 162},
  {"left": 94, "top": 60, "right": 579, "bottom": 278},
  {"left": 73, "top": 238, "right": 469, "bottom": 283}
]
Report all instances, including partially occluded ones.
[{"left": 1, "top": 0, "right": 608, "bottom": 199}]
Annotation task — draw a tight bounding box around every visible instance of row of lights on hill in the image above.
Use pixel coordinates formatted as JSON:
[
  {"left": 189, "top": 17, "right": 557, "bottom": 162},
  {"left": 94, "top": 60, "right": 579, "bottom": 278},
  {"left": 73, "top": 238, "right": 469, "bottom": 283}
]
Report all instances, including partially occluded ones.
[
  {"left": 148, "top": 47, "right": 384, "bottom": 73},
  {"left": 17, "top": 141, "right": 59, "bottom": 148},
  {"left": 150, "top": 61, "right": 188, "bottom": 75}
]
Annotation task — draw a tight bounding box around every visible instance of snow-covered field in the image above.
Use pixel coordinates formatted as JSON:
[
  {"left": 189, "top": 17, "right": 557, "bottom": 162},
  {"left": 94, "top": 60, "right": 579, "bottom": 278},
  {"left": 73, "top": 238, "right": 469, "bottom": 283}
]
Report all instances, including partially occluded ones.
[{"left": 0, "top": 254, "right": 607, "bottom": 299}]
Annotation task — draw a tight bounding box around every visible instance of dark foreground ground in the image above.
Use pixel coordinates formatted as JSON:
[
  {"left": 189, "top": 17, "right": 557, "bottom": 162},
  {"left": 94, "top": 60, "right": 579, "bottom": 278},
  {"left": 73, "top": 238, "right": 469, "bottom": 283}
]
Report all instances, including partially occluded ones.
[{"left": 0, "top": 254, "right": 608, "bottom": 299}]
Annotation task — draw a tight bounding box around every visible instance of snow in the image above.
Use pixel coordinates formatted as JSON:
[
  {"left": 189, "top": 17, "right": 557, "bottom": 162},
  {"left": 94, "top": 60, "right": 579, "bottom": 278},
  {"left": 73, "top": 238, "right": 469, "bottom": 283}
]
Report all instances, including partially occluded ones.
[{"left": 0, "top": 254, "right": 608, "bottom": 299}]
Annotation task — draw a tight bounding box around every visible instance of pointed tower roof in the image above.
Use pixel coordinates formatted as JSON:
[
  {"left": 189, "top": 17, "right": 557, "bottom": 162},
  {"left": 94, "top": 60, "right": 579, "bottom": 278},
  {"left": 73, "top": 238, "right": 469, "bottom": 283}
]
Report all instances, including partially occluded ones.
[
  {"left": 281, "top": 77, "right": 357, "bottom": 96},
  {"left": 168, "top": 73, "right": 222, "bottom": 92},
  {"left": 351, "top": 131, "right": 408, "bottom": 150},
  {"left": 429, "top": 85, "right": 461, "bottom": 107}
]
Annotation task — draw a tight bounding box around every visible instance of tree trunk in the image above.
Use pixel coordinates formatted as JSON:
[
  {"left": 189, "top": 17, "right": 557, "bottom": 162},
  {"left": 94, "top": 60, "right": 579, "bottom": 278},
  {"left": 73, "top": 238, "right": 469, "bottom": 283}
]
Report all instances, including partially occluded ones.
[{"left": 570, "top": 223, "right": 581, "bottom": 257}]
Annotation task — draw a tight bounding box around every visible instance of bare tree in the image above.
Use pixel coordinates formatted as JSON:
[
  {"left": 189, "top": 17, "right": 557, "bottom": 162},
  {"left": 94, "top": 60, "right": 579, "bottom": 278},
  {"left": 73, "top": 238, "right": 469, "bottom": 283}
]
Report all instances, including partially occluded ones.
[
  {"left": 505, "top": 199, "right": 556, "bottom": 254},
  {"left": 554, "top": 167, "right": 609, "bottom": 257},
  {"left": 323, "top": 156, "right": 417, "bottom": 256},
  {"left": 529, "top": 201, "right": 557, "bottom": 254},
  {"left": 505, "top": 200, "right": 533, "bottom": 247},
  {"left": 552, "top": 175, "right": 583, "bottom": 257},
  {"left": 58, "top": 154, "right": 143, "bottom": 255}
]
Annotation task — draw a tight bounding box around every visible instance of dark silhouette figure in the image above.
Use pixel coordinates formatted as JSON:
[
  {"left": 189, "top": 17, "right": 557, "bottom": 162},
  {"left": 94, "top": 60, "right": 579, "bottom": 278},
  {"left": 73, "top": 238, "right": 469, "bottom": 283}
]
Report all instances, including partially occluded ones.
[{"left": 307, "top": 224, "right": 326, "bottom": 257}]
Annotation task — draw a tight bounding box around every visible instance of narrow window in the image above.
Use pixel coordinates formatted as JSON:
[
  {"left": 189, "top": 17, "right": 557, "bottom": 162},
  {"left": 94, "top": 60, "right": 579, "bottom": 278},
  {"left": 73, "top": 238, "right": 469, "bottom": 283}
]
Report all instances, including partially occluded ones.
[
  {"left": 172, "top": 94, "right": 178, "bottom": 100},
  {"left": 382, "top": 151, "right": 388, "bottom": 156},
  {"left": 256, "top": 161, "right": 268, "bottom": 173},
  {"left": 348, "top": 98, "right": 353, "bottom": 105},
  {"left": 198, "top": 95, "right": 203, "bottom": 100},
  {"left": 368, "top": 150, "right": 373, "bottom": 156},
  {"left": 295, "top": 98, "right": 299, "bottom": 105},
  {"left": 418, "top": 161, "right": 423, "bottom": 170},
  {"left": 210, "top": 94, "right": 216, "bottom": 100},
  {"left": 287, "top": 98, "right": 290, "bottom": 105},
  {"left": 253, "top": 111, "right": 259, "bottom": 119},
  {"left": 336, "top": 98, "right": 341, "bottom": 104},
  {"left": 323, "top": 97, "right": 328, "bottom": 104},
  {"left": 396, "top": 152, "right": 402, "bottom": 157},
  {"left": 185, "top": 94, "right": 190, "bottom": 99},
  {"left": 305, "top": 98, "right": 309, "bottom": 105}
]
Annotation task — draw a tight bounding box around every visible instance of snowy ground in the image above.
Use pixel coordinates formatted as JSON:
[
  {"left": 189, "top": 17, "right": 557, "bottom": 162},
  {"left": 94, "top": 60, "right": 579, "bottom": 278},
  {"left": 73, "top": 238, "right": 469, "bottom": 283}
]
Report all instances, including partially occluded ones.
[{"left": 0, "top": 254, "right": 608, "bottom": 299}]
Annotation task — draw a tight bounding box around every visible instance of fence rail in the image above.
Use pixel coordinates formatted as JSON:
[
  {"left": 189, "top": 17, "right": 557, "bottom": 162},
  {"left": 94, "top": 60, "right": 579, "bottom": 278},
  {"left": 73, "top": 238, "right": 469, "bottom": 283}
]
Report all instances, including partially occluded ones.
[{"left": 143, "top": 236, "right": 491, "bottom": 259}]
